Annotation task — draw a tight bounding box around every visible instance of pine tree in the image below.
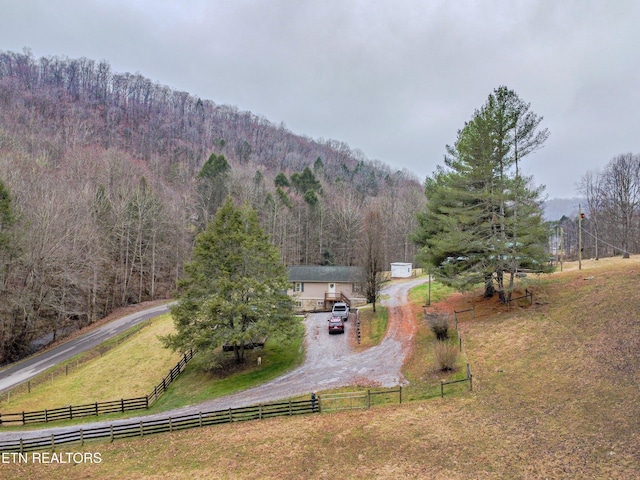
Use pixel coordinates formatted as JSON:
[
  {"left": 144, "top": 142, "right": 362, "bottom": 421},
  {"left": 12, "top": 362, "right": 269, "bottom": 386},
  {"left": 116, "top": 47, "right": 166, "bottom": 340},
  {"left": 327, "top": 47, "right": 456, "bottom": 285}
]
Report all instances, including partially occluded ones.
[
  {"left": 195, "top": 153, "right": 231, "bottom": 230},
  {"left": 414, "top": 87, "right": 552, "bottom": 301},
  {"left": 163, "top": 198, "right": 294, "bottom": 367}
]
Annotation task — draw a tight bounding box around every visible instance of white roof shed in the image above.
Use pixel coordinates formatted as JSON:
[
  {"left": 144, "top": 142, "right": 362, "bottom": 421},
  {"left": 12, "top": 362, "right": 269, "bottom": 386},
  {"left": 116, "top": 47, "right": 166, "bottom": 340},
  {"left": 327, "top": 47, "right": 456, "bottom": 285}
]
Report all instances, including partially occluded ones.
[{"left": 390, "top": 262, "right": 412, "bottom": 278}]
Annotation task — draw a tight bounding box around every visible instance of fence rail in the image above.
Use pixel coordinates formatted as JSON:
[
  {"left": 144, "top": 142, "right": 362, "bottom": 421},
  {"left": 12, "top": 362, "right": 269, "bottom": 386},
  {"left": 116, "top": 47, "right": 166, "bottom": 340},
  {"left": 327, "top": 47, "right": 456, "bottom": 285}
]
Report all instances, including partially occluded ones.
[
  {"left": 0, "top": 349, "right": 194, "bottom": 426},
  {"left": 507, "top": 288, "right": 533, "bottom": 308},
  {"left": 453, "top": 288, "right": 534, "bottom": 325},
  {"left": 0, "top": 389, "right": 405, "bottom": 453},
  {"left": 321, "top": 387, "right": 402, "bottom": 412},
  {"left": 440, "top": 363, "right": 473, "bottom": 397}
]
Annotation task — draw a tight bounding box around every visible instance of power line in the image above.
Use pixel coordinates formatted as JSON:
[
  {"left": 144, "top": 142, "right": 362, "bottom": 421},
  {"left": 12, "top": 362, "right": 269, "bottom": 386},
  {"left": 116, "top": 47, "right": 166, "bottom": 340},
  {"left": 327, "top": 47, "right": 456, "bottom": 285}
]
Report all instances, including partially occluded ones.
[{"left": 581, "top": 227, "right": 631, "bottom": 256}]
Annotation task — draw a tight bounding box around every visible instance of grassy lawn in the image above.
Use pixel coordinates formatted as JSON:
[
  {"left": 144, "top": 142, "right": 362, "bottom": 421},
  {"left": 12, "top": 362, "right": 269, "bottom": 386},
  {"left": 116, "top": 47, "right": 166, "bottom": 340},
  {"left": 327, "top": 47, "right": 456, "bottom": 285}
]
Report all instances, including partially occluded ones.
[
  {"left": 0, "top": 315, "right": 306, "bottom": 425},
  {"left": 408, "top": 277, "right": 456, "bottom": 306},
  {"left": 353, "top": 304, "right": 388, "bottom": 348},
  {"left": 0, "top": 314, "right": 181, "bottom": 413},
  {"left": 4, "top": 258, "right": 640, "bottom": 478},
  {"left": 150, "top": 319, "right": 305, "bottom": 412}
]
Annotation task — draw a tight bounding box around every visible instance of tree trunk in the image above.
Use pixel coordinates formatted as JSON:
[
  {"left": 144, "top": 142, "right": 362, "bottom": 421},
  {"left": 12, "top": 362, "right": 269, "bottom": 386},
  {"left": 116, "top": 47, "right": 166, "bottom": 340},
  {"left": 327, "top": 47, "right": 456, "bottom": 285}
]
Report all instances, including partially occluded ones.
[{"left": 484, "top": 273, "right": 495, "bottom": 298}]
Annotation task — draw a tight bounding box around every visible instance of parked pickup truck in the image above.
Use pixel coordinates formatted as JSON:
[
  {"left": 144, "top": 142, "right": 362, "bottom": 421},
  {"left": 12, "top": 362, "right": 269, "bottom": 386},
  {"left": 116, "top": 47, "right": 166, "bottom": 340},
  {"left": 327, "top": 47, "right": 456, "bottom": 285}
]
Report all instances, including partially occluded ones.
[{"left": 331, "top": 302, "right": 349, "bottom": 321}]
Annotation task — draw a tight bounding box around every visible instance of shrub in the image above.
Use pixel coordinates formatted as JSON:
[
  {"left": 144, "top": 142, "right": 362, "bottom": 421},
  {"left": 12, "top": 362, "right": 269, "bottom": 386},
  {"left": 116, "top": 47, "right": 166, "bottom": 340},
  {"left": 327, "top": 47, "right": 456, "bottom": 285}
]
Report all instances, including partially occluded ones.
[
  {"left": 426, "top": 312, "right": 450, "bottom": 341},
  {"left": 434, "top": 340, "right": 459, "bottom": 371}
]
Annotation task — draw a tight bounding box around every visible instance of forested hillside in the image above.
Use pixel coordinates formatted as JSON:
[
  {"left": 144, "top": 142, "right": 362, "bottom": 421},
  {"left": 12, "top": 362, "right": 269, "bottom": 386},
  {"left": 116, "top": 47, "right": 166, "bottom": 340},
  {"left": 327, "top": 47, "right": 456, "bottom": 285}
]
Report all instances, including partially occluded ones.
[{"left": 0, "top": 49, "right": 422, "bottom": 363}]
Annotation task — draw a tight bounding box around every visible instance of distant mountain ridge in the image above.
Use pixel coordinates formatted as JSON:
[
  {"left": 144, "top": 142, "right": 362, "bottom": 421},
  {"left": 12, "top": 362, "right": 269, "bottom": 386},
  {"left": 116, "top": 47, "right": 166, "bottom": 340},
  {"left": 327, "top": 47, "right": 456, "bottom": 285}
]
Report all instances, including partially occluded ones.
[{"left": 542, "top": 197, "right": 583, "bottom": 221}]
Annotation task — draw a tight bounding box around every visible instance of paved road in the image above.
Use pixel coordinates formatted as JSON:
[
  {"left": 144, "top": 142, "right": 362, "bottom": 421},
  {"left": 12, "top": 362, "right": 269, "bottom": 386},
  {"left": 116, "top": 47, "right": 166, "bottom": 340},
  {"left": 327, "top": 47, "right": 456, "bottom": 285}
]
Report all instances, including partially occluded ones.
[
  {"left": 0, "top": 277, "right": 427, "bottom": 442},
  {"left": 0, "top": 303, "right": 172, "bottom": 393}
]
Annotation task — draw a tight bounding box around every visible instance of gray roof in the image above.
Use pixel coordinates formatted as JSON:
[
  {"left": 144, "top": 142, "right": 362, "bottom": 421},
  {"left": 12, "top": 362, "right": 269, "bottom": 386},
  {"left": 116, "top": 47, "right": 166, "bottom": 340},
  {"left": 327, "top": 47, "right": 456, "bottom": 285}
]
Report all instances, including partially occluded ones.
[{"left": 287, "top": 266, "right": 364, "bottom": 283}]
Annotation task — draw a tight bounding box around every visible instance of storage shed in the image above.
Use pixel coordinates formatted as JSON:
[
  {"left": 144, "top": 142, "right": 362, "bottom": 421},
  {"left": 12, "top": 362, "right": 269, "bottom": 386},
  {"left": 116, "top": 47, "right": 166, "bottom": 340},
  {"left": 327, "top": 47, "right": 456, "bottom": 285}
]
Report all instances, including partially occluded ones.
[{"left": 390, "top": 262, "right": 413, "bottom": 278}]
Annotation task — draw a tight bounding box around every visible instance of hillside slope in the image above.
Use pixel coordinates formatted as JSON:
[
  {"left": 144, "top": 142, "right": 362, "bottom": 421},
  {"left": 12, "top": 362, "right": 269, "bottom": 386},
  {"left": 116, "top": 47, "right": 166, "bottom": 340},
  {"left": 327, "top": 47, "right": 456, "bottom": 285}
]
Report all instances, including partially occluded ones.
[
  {"left": 5, "top": 257, "right": 639, "bottom": 478},
  {"left": 0, "top": 49, "right": 423, "bottom": 362}
]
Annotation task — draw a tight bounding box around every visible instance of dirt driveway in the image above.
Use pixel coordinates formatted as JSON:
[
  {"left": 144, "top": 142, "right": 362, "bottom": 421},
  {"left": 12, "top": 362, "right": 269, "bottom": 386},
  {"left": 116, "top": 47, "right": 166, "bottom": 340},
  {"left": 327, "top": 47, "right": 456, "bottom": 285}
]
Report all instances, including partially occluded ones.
[
  {"left": 0, "top": 277, "right": 427, "bottom": 441},
  {"left": 154, "top": 275, "right": 428, "bottom": 415}
]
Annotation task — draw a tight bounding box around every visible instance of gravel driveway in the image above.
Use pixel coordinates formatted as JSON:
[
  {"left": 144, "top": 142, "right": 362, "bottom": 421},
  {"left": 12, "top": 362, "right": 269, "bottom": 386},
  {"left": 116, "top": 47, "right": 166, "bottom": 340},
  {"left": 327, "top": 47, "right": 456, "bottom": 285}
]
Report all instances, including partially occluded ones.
[{"left": 0, "top": 277, "right": 427, "bottom": 441}]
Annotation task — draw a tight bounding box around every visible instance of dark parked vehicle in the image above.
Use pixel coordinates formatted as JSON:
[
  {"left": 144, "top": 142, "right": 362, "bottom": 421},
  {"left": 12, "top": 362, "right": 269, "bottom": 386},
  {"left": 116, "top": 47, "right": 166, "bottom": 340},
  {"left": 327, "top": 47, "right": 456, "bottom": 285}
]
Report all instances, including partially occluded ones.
[{"left": 328, "top": 316, "right": 345, "bottom": 334}]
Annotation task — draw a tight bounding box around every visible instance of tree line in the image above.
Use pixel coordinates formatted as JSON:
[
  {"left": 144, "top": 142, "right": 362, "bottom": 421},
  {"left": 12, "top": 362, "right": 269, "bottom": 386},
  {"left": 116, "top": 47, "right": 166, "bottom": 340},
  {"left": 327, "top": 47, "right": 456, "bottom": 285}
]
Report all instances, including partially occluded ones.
[{"left": 577, "top": 152, "right": 640, "bottom": 259}]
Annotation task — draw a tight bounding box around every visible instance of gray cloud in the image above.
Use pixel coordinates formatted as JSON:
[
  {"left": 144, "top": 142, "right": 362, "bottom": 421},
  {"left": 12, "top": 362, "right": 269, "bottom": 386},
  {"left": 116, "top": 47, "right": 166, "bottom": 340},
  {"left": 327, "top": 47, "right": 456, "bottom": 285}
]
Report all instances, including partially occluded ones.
[{"left": 1, "top": 0, "right": 639, "bottom": 197}]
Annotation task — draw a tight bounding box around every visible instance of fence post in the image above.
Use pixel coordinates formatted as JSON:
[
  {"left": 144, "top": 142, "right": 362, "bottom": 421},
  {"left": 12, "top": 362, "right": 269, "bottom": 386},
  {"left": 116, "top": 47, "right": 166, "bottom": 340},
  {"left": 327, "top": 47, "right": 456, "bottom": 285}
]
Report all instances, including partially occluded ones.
[
  {"left": 22, "top": 411, "right": 25, "bottom": 425},
  {"left": 69, "top": 405, "right": 73, "bottom": 420},
  {"left": 44, "top": 409, "right": 48, "bottom": 423},
  {"left": 121, "top": 399, "right": 125, "bottom": 413},
  {"left": 459, "top": 336, "right": 462, "bottom": 352},
  {"left": 140, "top": 420, "right": 144, "bottom": 437},
  {"left": 51, "top": 433, "right": 55, "bottom": 448},
  {"left": 440, "top": 380, "right": 444, "bottom": 398},
  {"left": 110, "top": 425, "right": 114, "bottom": 442},
  {"left": 199, "top": 412, "right": 203, "bottom": 428},
  {"left": 399, "top": 386, "right": 402, "bottom": 404},
  {"left": 95, "top": 402, "right": 98, "bottom": 416},
  {"left": 80, "top": 429, "right": 84, "bottom": 446},
  {"left": 367, "top": 390, "right": 371, "bottom": 409}
]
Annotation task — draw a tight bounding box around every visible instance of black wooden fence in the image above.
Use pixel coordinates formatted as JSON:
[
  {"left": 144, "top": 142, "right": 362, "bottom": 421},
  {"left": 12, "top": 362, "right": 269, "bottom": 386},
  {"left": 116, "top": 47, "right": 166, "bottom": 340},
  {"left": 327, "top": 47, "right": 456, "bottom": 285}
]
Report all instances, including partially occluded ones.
[
  {"left": 0, "top": 386, "right": 409, "bottom": 453},
  {"left": 0, "top": 349, "right": 194, "bottom": 426},
  {"left": 439, "top": 363, "right": 473, "bottom": 397},
  {"left": 0, "top": 398, "right": 316, "bottom": 453}
]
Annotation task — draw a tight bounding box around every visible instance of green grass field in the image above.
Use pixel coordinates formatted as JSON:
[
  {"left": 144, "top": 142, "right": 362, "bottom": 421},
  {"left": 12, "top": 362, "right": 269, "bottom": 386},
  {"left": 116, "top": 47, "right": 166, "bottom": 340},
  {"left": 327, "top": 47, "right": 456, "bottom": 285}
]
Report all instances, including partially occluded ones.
[
  {"left": 0, "top": 313, "right": 307, "bottom": 423},
  {"left": 0, "top": 314, "right": 181, "bottom": 412}
]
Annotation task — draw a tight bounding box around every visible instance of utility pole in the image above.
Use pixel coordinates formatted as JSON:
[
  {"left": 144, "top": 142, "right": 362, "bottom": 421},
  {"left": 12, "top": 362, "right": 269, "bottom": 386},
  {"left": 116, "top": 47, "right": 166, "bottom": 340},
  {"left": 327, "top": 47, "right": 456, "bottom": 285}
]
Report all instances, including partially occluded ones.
[
  {"left": 427, "top": 266, "right": 431, "bottom": 306},
  {"left": 559, "top": 227, "right": 564, "bottom": 272},
  {"left": 578, "top": 204, "right": 583, "bottom": 271}
]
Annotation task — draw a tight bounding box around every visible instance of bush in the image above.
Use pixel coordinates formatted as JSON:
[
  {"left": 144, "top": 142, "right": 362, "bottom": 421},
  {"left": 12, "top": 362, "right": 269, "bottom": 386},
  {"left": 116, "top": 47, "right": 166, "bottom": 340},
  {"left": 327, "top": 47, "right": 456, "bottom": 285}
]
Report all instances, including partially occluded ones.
[
  {"left": 426, "top": 312, "right": 450, "bottom": 341},
  {"left": 434, "top": 340, "right": 459, "bottom": 371}
]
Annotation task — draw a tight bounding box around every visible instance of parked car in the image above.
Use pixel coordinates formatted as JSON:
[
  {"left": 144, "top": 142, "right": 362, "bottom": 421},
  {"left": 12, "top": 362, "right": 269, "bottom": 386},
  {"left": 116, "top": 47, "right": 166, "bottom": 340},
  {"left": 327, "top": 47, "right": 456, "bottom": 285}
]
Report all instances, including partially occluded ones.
[
  {"left": 332, "top": 302, "right": 349, "bottom": 321},
  {"left": 328, "top": 316, "right": 345, "bottom": 334}
]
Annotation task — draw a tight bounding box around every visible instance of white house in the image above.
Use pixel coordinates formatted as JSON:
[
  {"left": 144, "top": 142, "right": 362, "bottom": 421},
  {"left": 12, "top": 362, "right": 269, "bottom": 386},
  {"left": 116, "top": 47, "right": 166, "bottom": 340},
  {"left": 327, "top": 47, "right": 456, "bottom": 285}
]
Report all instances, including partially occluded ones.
[{"left": 390, "top": 262, "right": 413, "bottom": 278}]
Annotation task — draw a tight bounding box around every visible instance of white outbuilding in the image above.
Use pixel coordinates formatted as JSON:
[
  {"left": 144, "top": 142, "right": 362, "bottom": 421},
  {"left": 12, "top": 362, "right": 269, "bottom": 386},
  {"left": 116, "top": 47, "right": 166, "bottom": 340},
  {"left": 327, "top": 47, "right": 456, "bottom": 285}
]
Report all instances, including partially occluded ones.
[{"left": 390, "top": 262, "right": 413, "bottom": 278}]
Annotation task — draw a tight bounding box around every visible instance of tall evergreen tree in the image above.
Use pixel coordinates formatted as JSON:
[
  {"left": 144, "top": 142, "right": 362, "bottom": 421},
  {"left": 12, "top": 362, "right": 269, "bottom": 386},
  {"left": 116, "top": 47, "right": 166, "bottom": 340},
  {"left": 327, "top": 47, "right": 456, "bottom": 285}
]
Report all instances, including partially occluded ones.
[
  {"left": 414, "top": 86, "right": 551, "bottom": 301},
  {"left": 163, "top": 198, "right": 295, "bottom": 367},
  {"left": 195, "top": 153, "right": 231, "bottom": 230}
]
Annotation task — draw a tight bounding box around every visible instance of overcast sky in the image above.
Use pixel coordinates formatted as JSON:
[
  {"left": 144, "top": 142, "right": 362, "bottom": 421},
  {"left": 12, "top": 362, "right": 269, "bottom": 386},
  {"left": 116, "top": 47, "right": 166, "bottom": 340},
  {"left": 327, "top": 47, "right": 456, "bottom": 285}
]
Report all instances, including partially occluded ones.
[{"left": 1, "top": 0, "right": 639, "bottom": 198}]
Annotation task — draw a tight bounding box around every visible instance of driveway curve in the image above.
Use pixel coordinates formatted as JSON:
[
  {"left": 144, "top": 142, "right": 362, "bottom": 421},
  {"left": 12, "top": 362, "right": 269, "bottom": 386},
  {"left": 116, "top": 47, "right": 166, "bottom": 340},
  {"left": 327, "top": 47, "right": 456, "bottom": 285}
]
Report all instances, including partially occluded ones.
[{"left": 0, "top": 277, "right": 427, "bottom": 442}]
